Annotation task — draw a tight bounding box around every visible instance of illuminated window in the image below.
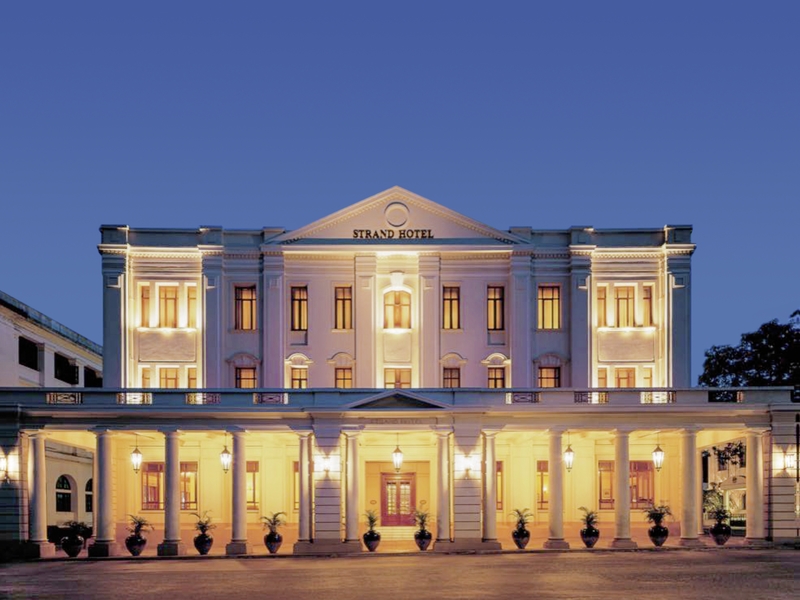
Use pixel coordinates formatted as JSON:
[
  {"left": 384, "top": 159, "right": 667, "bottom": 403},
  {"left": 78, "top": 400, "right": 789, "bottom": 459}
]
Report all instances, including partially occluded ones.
[
  {"left": 159, "top": 368, "right": 179, "bottom": 389},
  {"left": 187, "top": 367, "right": 197, "bottom": 388},
  {"left": 18, "top": 336, "right": 40, "bottom": 371},
  {"left": 141, "top": 367, "right": 151, "bottom": 388},
  {"left": 384, "top": 368, "right": 411, "bottom": 389},
  {"left": 334, "top": 286, "right": 352, "bottom": 330},
  {"left": 293, "top": 461, "right": 300, "bottom": 511},
  {"left": 630, "top": 461, "right": 654, "bottom": 509},
  {"left": 442, "top": 286, "right": 460, "bottom": 330},
  {"left": 642, "top": 367, "right": 653, "bottom": 388},
  {"left": 55, "top": 475, "right": 72, "bottom": 512},
  {"left": 246, "top": 461, "right": 259, "bottom": 510},
  {"left": 597, "top": 368, "right": 608, "bottom": 388},
  {"left": 615, "top": 368, "right": 636, "bottom": 388},
  {"left": 187, "top": 285, "right": 197, "bottom": 328},
  {"left": 142, "top": 463, "right": 164, "bottom": 510},
  {"left": 614, "top": 286, "right": 635, "bottom": 328},
  {"left": 597, "top": 287, "right": 607, "bottom": 327},
  {"left": 443, "top": 367, "right": 461, "bottom": 388},
  {"left": 537, "top": 285, "right": 561, "bottom": 330},
  {"left": 496, "top": 461, "right": 504, "bottom": 511},
  {"left": 599, "top": 460, "right": 614, "bottom": 509},
  {"left": 180, "top": 462, "right": 198, "bottom": 510},
  {"left": 538, "top": 367, "right": 561, "bottom": 388},
  {"left": 235, "top": 286, "right": 257, "bottom": 331},
  {"left": 235, "top": 367, "right": 257, "bottom": 389},
  {"left": 642, "top": 286, "right": 653, "bottom": 327},
  {"left": 159, "top": 286, "right": 179, "bottom": 328},
  {"left": 291, "top": 286, "right": 308, "bottom": 331},
  {"left": 335, "top": 367, "right": 352, "bottom": 389},
  {"left": 488, "top": 367, "right": 506, "bottom": 388},
  {"left": 384, "top": 291, "right": 411, "bottom": 329},
  {"left": 140, "top": 285, "right": 151, "bottom": 327},
  {"left": 487, "top": 286, "right": 505, "bottom": 331},
  {"left": 85, "top": 479, "right": 93, "bottom": 513},
  {"left": 537, "top": 461, "right": 549, "bottom": 510},
  {"left": 291, "top": 368, "right": 308, "bottom": 389}
]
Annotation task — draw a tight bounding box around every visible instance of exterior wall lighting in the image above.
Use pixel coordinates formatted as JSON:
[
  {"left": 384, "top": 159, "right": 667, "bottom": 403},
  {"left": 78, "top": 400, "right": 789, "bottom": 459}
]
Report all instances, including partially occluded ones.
[
  {"left": 321, "top": 455, "right": 332, "bottom": 473},
  {"left": 0, "top": 453, "right": 8, "bottom": 482},
  {"left": 392, "top": 434, "right": 404, "bottom": 472},
  {"left": 131, "top": 435, "right": 143, "bottom": 474},
  {"left": 220, "top": 433, "right": 232, "bottom": 474},
  {"left": 563, "top": 431, "right": 574, "bottom": 472},
  {"left": 786, "top": 451, "right": 797, "bottom": 472},
  {"left": 652, "top": 432, "right": 664, "bottom": 472}
]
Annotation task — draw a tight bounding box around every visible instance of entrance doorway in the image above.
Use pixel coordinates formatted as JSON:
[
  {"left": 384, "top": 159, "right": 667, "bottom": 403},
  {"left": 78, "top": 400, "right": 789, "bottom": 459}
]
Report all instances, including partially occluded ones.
[{"left": 381, "top": 473, "right": 416, "bottom": 526}]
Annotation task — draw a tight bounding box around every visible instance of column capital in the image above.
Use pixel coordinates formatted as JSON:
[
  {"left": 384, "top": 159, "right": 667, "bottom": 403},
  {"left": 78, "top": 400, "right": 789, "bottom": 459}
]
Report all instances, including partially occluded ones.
[
  {"left": 292, "top": 428, "right": 313, "bottom": 439},
  {"left": 159, "top": 427, "right": 183, "bottom": 436},
  {"left": 432, "top": 426, "right": 452, "bottom": 438},
  {"left": 482, "top": 429, "right": 501, "bottom": 439},
  {"left": 746, "top": 427, "right": 770, "bottom": 436},
  {"left": 341, "top": 427, "right": 364, "bottom": 439},
  {"left": 680, "top": 427, "right": 699, "bottom": 436},
  {"left": 613, "top": 428, "right": 633, "bottom": 437},
  {"left": 546, "top": 427, "right": 566, "bottom": 436}
]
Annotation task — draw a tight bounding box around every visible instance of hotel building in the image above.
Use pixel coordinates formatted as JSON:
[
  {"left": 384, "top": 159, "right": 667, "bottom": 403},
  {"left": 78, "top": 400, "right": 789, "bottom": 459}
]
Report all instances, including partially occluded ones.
[{"left": 0, "top": 187, "right": 797, "bottom": 558}]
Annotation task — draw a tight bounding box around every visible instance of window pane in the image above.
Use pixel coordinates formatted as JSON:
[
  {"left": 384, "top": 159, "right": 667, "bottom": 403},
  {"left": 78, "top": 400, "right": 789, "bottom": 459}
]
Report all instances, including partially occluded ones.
[
  {"left": 140, "top": 285, "right": 151, "bottom": 327},
  {"left": 236, "top": 367, "right": 257, "bottom": 389},
  {"left": 187, "top": 285, "right": 197, "bottom": 328},
  {"left": 335, "top": 367, "right": 352, "bottom": 389},
  {"left": 159, "top": 286, "right": 178, "bottom": 328},
  {"left": 291, "top": 368, "right": 308, "bottom": 389},
  {"left": 443, "top": 286, "right": 460, "bottom": 329},
  {"left": 488, "top": 367, "right": 505, "bottom": 388},
  {"left": 487, "top": 286, "right": 504, "bottom": 331},
  {"left": 291, "top": 287, "right": 308, "bottom": 331},
  {"left": 246, "top": 461, "right": 259, "bottom": 510},
  {"left": 334, "top": 286, "right": 352, "bottom": 330},
  {"left": 235, "top": 286, "right": 257, "bottom": 330},
  {"left": 537, "top": 286, "right": 561, "bottom": 330},
  {"left": 615, "top": 368, "right": 636, "bottom": 388},
  {"left": 443, "top": 367, "right": 460, "bottom": 388},
  {"left": 538, "top": 367, "right": 561, "bottom": 388},
  {"left": 180, "top": 462, "right": 198, "bottom": 510},
  {"left": 18, "top": 337, "right": 40, "bottom": 371},
  {"left": 384, "top": 291, "right": 411, "bottom": 329},
  {"left": 597, "top": 287, "right": 607, "bottom": 327},
  {"left": 159, "top": 368, "right": 179, "bottom": 389},
  {"left": 642, "top": 286, "right": 653, "bottom": 327},
  {"left": 615, "top": 286, "right": 634, "bottom": 328}
]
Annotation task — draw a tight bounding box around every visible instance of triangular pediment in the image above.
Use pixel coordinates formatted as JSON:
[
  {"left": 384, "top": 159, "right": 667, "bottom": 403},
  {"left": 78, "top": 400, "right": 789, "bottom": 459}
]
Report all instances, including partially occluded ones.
[
  {"left": 276, "top": 187, "right": 525, "bottom": 245},
  {"left": 344, "top": 390, "right": 451, "bottom": 410}
]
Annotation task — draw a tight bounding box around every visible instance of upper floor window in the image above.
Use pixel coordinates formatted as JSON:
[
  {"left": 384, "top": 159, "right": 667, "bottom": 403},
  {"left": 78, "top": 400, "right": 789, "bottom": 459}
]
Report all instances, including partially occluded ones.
[
  {"left": 384, "top": 291, "right": 411, "bottom": 329},
  {"left": 597, "top": 287, "right": 607, "bottom": 327},
  {"left": 335, "top": 367, "right": 353, "bottom": 389},
  {"left": 334, "top": 286, "right": 352, "bottom": 330},
  {"left": 614, "top": 286, "right": 635, "bottom": 328},
  {"left": 54, "top": 353, "right": 78, "bottom": 384},
  {"left": 385, "top": 368, "right": 411, "bottom": 389},
  {"left": 235, "top": 286, "right": 257, "bottom": 331},
  {"left": 642, "top": 366, "right": 653, "bottom": 388},
  {"left": 537, "top": 285, "right": 561, "bottom": 330},
  {"left": 442, "top": 286, "right": 461, "bottom": 330},
  {"left": 487, "top": 286, "right": 504, "bottom": 331},
  {"left": 18, "top": 336, "right": 40, "bottom": 371},
  {"left": 615, "top": 367, "right": 636, "bottom": 388},
  {"left": 159, "top": 286, "right": 179, "bottom": 328},
  {"left": 84, "top": 366, "right": 103, "bottom": 387},
  {"left": 642, "top": 286, "right": 653, "bottom": 326},
  {"left": 141, "top": 367, "right": 151, "bottom": 388},
  {"left": 291, "top": 287, "right": 308, "bottom": 332},
  {"left": 159, "top": 368, "right": 179, "bottom": 389},
  {"left": 538, "top": 367, "right": 561, "bottom": 388},
  {"left": 291, "top": 368, "right": 308, "bottom": 389},
  {"left": 187, "top": 285, "right": 198, "bottom": 328},
  {"left": 235, "top": 367, "right": 257, "bottom": 389},
  {"left": 187, "top": 367, "right": 197, "bottom": 388},
  {"left": 443, "top": 367, "right": 461, "bottom": 388},
  {"left": 140, "top": 285, "right": 151, "bottom": 327},
  {"left": 597, "top": 367, "right": 608, "bottom": 388},
  {"left": 55, "top": 475, "right": 72, "bottom": 512},
  {"left": 487, "top": 367, "right": 506, "bottom": 388}
]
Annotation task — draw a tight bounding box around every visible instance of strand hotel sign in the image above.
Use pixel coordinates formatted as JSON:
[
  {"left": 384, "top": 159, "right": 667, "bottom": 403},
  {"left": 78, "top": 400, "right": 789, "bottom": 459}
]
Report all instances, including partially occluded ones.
[{"left": 352, "top": 201, "right": 434, "bottom": 240}]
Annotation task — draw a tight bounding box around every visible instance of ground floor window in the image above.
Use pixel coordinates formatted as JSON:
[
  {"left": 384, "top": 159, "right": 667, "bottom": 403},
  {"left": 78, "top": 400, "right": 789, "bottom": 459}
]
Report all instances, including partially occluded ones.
[
  {"left": 85, "top": 479, "right": 93, "bottom": 513},
  {"left": 537, "top": 461, "right": 549, "bottom": 510},
  {"left": 598, "top": 460, "right": 655, "bottom": 509},
  {"left": 246, "top": 461, "right": 259, "bottom": 510},
  {"left": 496, "top": 461, "right": 504, "bottom": 511},
  {"left": 55, "top": 475, "right": 72, "bottom": 512},
  {"left": 142, "top": 463, "right": 164, "bottom": 510},
  {"left": 180, "top": 462, "right": 198, "bottom": 510}
]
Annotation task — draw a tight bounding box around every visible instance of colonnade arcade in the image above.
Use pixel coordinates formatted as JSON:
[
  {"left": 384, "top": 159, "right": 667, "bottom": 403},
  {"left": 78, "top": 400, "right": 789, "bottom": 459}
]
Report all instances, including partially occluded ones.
[{"left": 24, "top": 421, "right": 768, "bottom": 556}]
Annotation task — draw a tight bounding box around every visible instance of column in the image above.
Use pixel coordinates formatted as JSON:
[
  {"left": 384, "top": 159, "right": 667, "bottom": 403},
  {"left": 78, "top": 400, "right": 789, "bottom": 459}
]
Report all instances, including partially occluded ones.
[
  {"left": 509, "top": 253, "right": 532, "bottom": 386},
  {"left": 26, "top": 432, "right": 55, "bottom": 557},
  {"left": 568, "top": 243, "right": 592, "bottom": 387},
  {"left": 543, "top": 429, "right": 569, "bottom": 549},
  {"left": 262, "top": 253, "right": 286, "bottom": 387},
  {"left": 354, "top": 255, "right": 376, "bottom": 387},
  {"left": 100, "top": 251, "right": 126, "bottom": 387},
  {"left": 226, "top": 431, "right": 251, "bottom": 555},
  {"left": 344, "top": 431, "right": 360, "bottom": 542},
  {"left": 665, "top": 247, "right": 693, "bottom": 387},
  {"left": 483, "top": 431, "right": 498, "bottom": 542},
  {"left": 201, "top": 250, "right": 223, "bottom": 386},
  {"left": 745, "top": 429, "right": 766, "bottom": 543},
  {"left": 157, "top": 430, "right": 185, "bottom": 556},
  {"left": 678, "top": 429, "right": 701, "bottom": 546},
  {"left": 88, "top": 430, "right": 119, "bottom": 556},
  {"left": 296, "top": 432, "right": 312, "bottom": 543},
  {"left": 435, "top": 430, "right": 451, "bottom": 544},
  {"left": 418, "top": 255, "right": 441, "bottom": 387},
  {"left": 610, "top": 429, "right": 637, "bottom": 548}
]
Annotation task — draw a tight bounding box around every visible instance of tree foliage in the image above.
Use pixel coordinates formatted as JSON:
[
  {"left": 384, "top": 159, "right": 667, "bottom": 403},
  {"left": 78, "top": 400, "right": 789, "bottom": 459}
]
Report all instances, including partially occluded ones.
[{"left": 699, "top": 311, "right": 800, "bottom": 387}]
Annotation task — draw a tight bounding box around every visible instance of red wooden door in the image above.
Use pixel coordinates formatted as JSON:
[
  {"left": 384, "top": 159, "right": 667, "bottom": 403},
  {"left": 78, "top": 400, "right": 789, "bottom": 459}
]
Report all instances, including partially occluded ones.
[{"left": 381, "top": 473, "right": 416, "bottom": 526}]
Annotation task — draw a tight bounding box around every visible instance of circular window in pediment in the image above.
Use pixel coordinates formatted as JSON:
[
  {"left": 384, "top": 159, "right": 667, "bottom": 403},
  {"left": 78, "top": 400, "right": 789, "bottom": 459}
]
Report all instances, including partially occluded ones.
[{"left": 385, "top": 202, "right": 409, "bottom": 227}]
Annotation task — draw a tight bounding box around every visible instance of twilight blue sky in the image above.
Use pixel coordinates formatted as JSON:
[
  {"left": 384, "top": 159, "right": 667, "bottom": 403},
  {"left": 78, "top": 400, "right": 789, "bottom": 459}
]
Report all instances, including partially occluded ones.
[{"left": 1, "top": 1, "right": 798, "bottom": 383}]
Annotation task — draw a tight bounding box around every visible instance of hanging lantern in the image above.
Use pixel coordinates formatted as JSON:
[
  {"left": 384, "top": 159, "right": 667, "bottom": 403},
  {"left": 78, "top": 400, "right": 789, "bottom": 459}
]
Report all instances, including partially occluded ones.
[
  {"left": 220, "top": 434, "right": 232, "bottom": 474},
  {"left": 563, "top": 444, "right": 575, "bottom": 472},
  {"left": 392, "top": 434, "right": 404, "bottom": 472},
  {"left": 652, "top": 444, "right": 665, "bottom": 471},
  {"left": 131, "top": 435, "right": 143, "bottom": 474}
]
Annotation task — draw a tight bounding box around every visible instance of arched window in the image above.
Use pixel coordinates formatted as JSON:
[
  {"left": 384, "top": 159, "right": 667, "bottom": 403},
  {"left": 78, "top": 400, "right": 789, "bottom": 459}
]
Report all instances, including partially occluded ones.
[
  {"left": 85, "top": 479, "right": 93, "bottom": 513},
  {"left": 55, "top": 475, "right": 72, "bottom": 512},
  {"left": 384, "top": 291, "right": 411, "bottom": 329}
]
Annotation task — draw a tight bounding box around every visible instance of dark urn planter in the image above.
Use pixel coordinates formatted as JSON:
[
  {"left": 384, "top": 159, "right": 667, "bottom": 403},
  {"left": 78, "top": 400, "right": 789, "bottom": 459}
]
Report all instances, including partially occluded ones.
[
  {"left": 193, "top": 533, "right": 214, "bottom": 555},
  {"left": 648, "top": 524, "right": 669, "bottom": 547},
  {"left": 512, "top": 527, "right": 530, "bottom": 550},
  {"left": 363, "top": 530, "right": 381, "bottom": 552},
  {"left": 414, "top": 529, "right": 433, "bottom": 551},
  {"left": 710, "top": 522, "right": 732, "bottom": 546},
  {"left": 60, "top": 534, "right": 84, "bottom": 558},
  {"left": 580, "top": 526, "right": 600, "bottom": 548},
  {"left": 125, "top": 534, "right": 147, "bottom": 556},
  {"left": 264, "top": 531, "right": 283, "bottom": 554}
]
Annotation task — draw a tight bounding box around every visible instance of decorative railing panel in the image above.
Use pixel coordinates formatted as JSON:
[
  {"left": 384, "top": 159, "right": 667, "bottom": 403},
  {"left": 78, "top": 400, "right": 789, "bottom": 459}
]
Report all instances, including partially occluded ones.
[
  {"left": 708, "top": 390, "right": 745, "bottom": 403},
  {"left": 116, "top": 392, "right": 153, "bottom": 405},
  {"left": 46, "top": 392, "right": 83, "bottom": 405},
  {"left": 574, "top": 391, "right": 609, "bottom": 404},
  {"left": 186, "top": 393, "right": 221, "bottom": 405},
  {"left": 254, "top": 392, "right": 289, "bottom": 405},
  {"left": 505, "top": 392, "right": 541, "bottom": 404},
  {"left": 640, "top": 391, "right": 676, "bottom": 404}
]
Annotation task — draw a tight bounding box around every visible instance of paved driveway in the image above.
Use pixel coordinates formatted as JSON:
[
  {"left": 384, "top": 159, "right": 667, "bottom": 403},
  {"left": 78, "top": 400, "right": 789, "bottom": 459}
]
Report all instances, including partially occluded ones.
[{"left": 1, "top": 549, "right": 798, "bottom": 599}]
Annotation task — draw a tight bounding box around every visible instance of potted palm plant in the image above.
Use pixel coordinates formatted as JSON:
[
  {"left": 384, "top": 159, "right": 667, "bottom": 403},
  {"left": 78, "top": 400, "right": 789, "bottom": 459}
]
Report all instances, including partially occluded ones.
[
  {"left": 643, "top": 504, "right": 672, "bottom": 547},
  {"left": 60, "top": 520, "right": 89, "bottom": 558},
  {"left": 261, "top": 511, "right": 286, "bottom": 554},
  {"left": 708, "top": 506, "right": 732, "bottom": 546},
  {"left": 191, "top": 511, "right": 216, "bottom": 555},
  {"left": 413, "top": 509, "right": 432, "bottom": 551},
  {"left": 363, "top": 510, "right": 381, "bottom": 552},
  {"left": 578, "top": 507, "right": 600, "bottom": 548},
  {"left": 510, "top": 508, "right": 532, "bottom": 549},
  {"left": 125, "top": 515, "right": 152, "bottom": 556}
]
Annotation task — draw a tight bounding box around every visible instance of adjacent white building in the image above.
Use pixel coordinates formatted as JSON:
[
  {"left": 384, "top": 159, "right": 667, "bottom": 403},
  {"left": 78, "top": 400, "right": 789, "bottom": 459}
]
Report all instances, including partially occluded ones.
[{"left": 0, "top": 188, "right": 796, "bottom": 559}]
